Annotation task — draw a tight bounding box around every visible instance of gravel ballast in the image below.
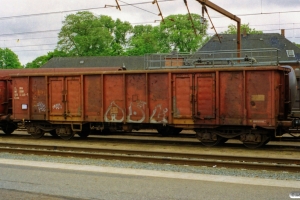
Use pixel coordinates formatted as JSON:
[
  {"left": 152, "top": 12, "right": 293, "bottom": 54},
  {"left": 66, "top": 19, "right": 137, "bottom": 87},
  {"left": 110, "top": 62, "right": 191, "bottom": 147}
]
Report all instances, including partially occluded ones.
[{"left": 0, "top": 152, "right": 299, "bottom": 181}]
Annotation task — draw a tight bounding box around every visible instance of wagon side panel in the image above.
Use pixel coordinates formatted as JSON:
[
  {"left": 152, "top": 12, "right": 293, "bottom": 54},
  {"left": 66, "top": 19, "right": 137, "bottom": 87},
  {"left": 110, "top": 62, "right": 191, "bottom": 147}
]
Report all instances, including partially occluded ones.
[
  {"left": 172, "top": 73, "right": 193, "bottom": 125},
  {"left": 83, "top": 75, "right": 102, "bottom": 122},
  {"left": 103, "top": 74, "right": 125, "bottom": 123},
  {"left": 219, "top": 71, "right": 244, "bottom": 125},
  {"left": 148, "top": 73, "right": 170, "bottom": 124},
  {"left": 48, "top": 77, "right": 65, "bottom": 121},
  {"left": 65, "top": 76, "right": 82, "bottom": 121},
  {"left": 12, "top": 77, "right": 29, "bottom": 120},
  {"left": 125, "top": 73, "right": 147, "bottom": 123},
  {"left": 194, "top": 73, "right": 216, "bottom": 123},
  {"left": 246, "top": 70, "right": 274, "bottom": 127},
  {"left": 30, "top": 77, "right": 47, "bottom": 120}
]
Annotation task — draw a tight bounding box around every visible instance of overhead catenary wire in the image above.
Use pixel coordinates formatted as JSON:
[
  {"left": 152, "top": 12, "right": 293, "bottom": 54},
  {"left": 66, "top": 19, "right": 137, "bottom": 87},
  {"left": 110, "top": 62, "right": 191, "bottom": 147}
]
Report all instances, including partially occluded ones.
[
  {"left": 118, "top": 0, "right": 158, "bottom": 15},
  {"left": 0, "top": 0, "right": 299, "bottom": 64},
  {"left": 1, "top": 26, "right": 300, "bottom": 50},
  {"left": 0, "top": 0, "right": 175, "bottom": 21},
  {"left": 0, "top": 0, "right": 298, "bottom": 38},
  {"left": 183, "top": 0, "right": 197, "bottom": 35}
]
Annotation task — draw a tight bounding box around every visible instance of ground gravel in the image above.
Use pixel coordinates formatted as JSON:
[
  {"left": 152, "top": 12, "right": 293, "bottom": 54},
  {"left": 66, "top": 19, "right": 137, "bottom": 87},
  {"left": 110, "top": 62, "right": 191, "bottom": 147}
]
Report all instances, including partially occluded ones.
[{"left": 0, "top": 152, "right": 299, "bottom": 181}]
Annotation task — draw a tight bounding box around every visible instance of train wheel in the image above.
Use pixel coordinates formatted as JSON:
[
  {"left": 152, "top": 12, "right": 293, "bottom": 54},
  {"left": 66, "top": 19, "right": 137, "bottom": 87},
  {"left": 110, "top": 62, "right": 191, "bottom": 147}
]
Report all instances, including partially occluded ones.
[
  {"left": 30, "top": 128, "right": 45, "bottom": 139},
  {"left": 196, "top": 130, "right": 223, "bottom": 147},
  {"left": 60, "top": 133, "right": 74, "bottom": 140},
  {"left": 242, "top": 134, "right": 269, "bottom": 149},
  {"left": 1, "top": 123, "right": 17, "bottom": 135},
  {"left": 59, "top": 127, "right": 74, "bottom": 140},
  {"left": 200, "top": 136, "right": 223, "bottom": 147}
]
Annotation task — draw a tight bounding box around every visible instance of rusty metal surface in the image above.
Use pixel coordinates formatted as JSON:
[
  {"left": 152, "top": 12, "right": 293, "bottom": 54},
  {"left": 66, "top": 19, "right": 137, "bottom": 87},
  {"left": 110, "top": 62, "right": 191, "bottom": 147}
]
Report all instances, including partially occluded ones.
[
  {"left": 103, "top": 74, "right": 124, "bottom": 123},
  {"left": 219, "top": 71, "right": 244, "bottom": 125},
  {"left": 125, "top": 74, "right": 147, "bottom": 123},
  {"left": 195, "top": 73, "right": 216, "bottom": 119},
  {"left": 12, "top": 77, "right": 29, "bottom": 120},
  {"left": 84, "top": 75, "right": 102, "bottom": 121},
  {"left": 246, "top": 71, "right": 273, "bottom": 127},
  {"left": 172, "top": 74, "right": 193, "bottom": 119},
  {"left": 148, "top": 73, "right": 169, "bottom": 123},
  {"left": 48, "top": 76, "right": 82, "bottom": 121},
  {"left": 30, "top": 77, "right": 47, "bottom": 120}
]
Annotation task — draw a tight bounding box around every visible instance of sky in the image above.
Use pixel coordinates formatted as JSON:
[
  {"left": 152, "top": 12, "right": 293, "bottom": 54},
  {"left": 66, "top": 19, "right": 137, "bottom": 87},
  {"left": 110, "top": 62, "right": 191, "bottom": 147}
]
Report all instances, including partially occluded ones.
[{"left": 0, "top": 0, "right": 300, "bottom": 65}]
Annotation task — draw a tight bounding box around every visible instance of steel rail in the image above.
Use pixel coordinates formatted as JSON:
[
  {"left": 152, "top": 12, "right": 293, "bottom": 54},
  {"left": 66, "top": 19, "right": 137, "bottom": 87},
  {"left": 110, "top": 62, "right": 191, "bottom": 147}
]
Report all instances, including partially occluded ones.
[{"left": 0, "top": 142, "right": 299, "bottom": 172}]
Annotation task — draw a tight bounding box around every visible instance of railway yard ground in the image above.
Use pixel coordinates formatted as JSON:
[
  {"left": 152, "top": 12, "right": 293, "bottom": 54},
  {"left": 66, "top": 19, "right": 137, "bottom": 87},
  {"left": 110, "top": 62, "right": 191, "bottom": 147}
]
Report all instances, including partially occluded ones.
[{"left": 0, "top": 130, "right": 299, "bottom": 199}]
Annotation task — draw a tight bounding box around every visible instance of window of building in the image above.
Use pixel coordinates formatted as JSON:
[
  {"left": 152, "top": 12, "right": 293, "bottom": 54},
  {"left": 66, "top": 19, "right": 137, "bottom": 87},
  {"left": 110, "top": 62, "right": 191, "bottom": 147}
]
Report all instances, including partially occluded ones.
[{"left": 286, "top": 50, "right": 295, "bottom": 57}]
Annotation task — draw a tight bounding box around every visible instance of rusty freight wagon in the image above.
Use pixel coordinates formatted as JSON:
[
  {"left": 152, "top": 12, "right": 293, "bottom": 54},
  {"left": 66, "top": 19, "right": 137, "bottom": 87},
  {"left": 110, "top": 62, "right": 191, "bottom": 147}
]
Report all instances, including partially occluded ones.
[
  {"left": 0, "top": 67, "right": 123, "bottom": 135},
  {"left": 10, "top": 49, "right": 300, "bottom": 148}
]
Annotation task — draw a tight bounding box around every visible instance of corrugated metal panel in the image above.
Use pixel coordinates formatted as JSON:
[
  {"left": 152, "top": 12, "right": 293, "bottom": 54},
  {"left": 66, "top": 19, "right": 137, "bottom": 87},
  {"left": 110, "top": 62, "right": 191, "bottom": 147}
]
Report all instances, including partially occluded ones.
[
  {"left": 65, "top": 77, "right": 81, "bottom": 118},
  {"left": 172, "top": 74, "right": 193, "bottom": 118},
  {"left": 195, "top": 73, "right": 216, "bottom": 119},
  {"left": 49, "top": 77, "right": 64, "bottom": 119}
]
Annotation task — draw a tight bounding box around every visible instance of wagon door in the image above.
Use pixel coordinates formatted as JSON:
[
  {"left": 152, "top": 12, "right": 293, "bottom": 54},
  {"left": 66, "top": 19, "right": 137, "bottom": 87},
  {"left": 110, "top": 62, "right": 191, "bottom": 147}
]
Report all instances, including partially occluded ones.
[
  {"left": 194, "top": 73, "right": 216, "bottom": 120},
  {"left": 172, "top": 74, "right": 193, "bottom": 119},
  {"left": 49, "top": 76, "right": 81, "bottom": 121}
]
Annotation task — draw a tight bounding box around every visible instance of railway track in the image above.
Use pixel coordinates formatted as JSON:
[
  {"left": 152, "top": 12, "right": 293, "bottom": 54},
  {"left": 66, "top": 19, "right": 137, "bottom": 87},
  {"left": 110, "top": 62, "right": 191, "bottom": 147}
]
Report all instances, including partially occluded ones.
[
  {"left": 2, "top": 133, "right": 300, "bottom": 152},
  {"left": 0, "top": 142, "right": 299, "bottom": 172}
]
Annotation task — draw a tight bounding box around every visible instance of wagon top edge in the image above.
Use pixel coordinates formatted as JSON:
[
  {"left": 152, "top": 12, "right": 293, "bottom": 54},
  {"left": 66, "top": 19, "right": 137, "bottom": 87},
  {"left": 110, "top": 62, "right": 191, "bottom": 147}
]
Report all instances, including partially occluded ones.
[{"left": 9, "top": 65, "right": 290, "bottom": 77}]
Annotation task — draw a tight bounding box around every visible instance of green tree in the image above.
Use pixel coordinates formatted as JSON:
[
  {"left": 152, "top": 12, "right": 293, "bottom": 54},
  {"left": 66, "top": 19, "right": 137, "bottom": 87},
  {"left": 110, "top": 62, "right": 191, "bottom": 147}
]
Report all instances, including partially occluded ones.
[
  {"left": 127, "top": 25, "right": 161, "bottom": 55},
  {"left": 294, "top": 43, "right": 300, "bottom": 48},
  {"left": 223, "top": 23, "right": 263, "bottom": 34},
  {"left": 55, "top": 12, "right": 209, "bottom": 58},
  {"left": 127, "top": 14, "right": 209, "bottom": 55},
  {"left": 0, "top": 48, "right": 22, "bottom": 69},
  {"left": 25, "top": 50, "right": 67, "bottom": 68},
  {"left": 158, "top": 14, "right": 209, "bottom": 52},
  {"left": 111, "top": 19, "right": 132, "bottom": 55},
  {"left": 57, "top": 11, "right": 132, "bottom": 56}
]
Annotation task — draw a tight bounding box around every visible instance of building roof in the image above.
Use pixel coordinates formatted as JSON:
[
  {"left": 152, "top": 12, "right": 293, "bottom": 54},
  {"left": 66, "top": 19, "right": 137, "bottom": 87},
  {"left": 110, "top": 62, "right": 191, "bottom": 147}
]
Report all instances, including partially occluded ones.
[
  {"left": 199, "top": 33, "right": 300, "bottom": 63},
  {"left": 41, "top": 56, "right": 145, "bottom": 70},
  {"left": 41, "top": 33, "right": 300, "bottom": 69}
]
